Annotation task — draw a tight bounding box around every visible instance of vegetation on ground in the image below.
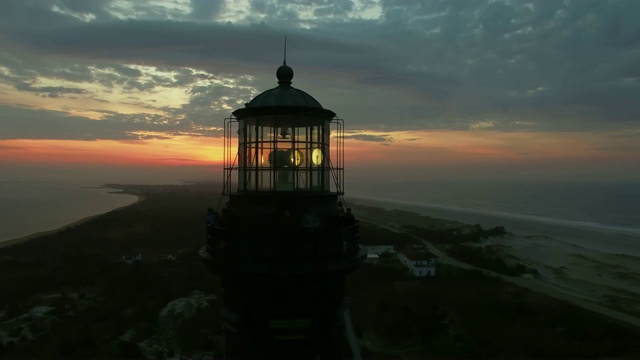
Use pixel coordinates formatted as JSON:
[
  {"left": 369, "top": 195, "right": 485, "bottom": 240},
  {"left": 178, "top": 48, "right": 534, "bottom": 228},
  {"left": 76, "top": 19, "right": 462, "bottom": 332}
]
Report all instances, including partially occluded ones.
[
  {"left": 446, "top": 244, "right": 539, "bottom": 276},
  {"left": 0, "top": 184, "right": 638, "bottom": 358},
  {"left": 348, "top": 264, "right": 639, "bottom": 358},
  {"left": 402, "top": 224, "right": 507, "bottom": 245}
]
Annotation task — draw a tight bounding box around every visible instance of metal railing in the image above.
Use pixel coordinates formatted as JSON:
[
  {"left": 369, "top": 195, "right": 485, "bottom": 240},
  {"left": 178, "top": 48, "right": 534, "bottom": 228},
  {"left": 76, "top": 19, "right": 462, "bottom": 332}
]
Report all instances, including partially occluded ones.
[
  {"left": 205, "top": 221, "right": 360, "bottom": 263},
  {"left": 223, "top": 116, "right": 238, "bottom": 195}
]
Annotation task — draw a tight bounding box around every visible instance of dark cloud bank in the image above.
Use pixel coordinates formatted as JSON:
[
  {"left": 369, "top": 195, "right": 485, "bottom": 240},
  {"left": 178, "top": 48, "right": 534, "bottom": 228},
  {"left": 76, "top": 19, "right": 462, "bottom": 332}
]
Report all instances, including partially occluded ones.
[{"left": 0, "top": 0, "right": 639, "bottom": 141}]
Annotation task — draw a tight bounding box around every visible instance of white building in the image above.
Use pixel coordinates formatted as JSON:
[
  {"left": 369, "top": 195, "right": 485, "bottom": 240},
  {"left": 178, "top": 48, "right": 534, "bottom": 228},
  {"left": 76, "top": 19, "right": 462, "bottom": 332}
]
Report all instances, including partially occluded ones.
[
  {"left": 362, "top": 245, "right": 394, "bottom": 255},
  {"left": 365, "top": 253, "right": 380, "bottom": 264},
  {"left": 397, "top": 246, "right": 438, "bottom": 277}
]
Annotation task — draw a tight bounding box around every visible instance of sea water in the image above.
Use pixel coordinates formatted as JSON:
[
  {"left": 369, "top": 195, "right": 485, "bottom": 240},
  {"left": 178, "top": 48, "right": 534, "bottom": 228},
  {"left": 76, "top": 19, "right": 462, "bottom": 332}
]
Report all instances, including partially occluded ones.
[
  {"left": 348, "top": 180, "right": 640, "bottom": 234},
  {"left": 3, "top": 180, "right": 638, "bottom": 247},
  {"left": 0, "top": 181, "right": 138, "bottom": 243}
]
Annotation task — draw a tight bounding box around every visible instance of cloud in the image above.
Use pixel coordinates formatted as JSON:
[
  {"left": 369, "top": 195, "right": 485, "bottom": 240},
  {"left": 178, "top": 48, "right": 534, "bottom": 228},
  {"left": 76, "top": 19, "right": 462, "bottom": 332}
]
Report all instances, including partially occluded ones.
[
  {"left": 344, "top": 133, "right": 392, "bottom": 143},
  {"left": 0, "top": 103, "right": 222, "bottom": 141},
  {"left": 469, "top": 121, "right": 496, "bottom": 131},
  {"left": 190, "top": 0, "right": 224, "bottom": 21},
  {"left": 14, "top": 82, "right": 88, "bottom": 98},
  {"left": 0, "top": 0, "right": 638, "bottom": 141},
  {"left": 587, "top": 145, "right": 640, "bottom": 154}
]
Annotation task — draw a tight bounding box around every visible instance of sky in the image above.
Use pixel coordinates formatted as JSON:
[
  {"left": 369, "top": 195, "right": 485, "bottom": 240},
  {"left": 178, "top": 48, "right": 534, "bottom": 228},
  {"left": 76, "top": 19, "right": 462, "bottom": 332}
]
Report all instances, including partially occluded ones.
[{"left": 0, "top": 0, "right": 639, "bottom": 184}]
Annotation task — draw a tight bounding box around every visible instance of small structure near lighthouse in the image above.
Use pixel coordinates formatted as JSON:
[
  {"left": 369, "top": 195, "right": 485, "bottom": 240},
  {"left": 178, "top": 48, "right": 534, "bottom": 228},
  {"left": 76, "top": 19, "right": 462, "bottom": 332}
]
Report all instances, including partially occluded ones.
[{"left": 200, "top": 58, "right": 366, "bottom": 358}]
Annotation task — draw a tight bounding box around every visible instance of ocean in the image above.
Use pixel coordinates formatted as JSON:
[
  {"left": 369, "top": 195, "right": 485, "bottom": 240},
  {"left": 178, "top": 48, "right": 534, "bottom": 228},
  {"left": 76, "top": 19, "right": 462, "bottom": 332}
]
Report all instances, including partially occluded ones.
[
  {"left": 0, "top": 181, "right": 138, "bottom": 243},
  {"left": 1, "top": 179, "right": 638, "bottom": 247},
  {"left": 347, "top": 180, "right": 640, "bottom": 235}
]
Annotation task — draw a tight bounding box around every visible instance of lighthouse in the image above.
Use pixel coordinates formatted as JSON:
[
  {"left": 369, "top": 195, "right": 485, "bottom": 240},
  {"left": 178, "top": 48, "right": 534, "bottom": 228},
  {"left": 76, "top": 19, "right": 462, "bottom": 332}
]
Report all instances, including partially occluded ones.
[{"left": 200, "top": 59, "right": 365, "bottom": 359}]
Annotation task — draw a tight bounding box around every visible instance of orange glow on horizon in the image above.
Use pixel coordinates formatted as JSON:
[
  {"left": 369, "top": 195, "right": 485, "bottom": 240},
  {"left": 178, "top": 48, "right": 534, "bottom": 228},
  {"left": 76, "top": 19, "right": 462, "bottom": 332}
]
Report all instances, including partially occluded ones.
[
  {"left": 0, "top": 136, "right": 224, "bottom": 167},
  {"left": 343, "top": 129, "right": 640, "bottom": 166},
  {"left": 2, "top": 130, "right": 639, "bottom": 174}
]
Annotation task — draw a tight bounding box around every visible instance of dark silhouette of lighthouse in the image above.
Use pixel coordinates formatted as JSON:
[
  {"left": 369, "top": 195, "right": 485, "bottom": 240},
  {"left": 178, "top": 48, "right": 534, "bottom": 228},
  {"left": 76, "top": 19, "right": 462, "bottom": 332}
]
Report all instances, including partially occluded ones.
[{"left": 200, "top": 58, "right": 365, "bottom": 359}]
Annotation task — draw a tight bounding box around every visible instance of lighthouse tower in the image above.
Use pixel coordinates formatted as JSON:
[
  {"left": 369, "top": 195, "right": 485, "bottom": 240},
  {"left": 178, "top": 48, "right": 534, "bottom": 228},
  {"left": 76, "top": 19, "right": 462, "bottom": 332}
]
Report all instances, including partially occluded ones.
[{"left": 200, "top": 60, "right": 365, "bottom": 359}]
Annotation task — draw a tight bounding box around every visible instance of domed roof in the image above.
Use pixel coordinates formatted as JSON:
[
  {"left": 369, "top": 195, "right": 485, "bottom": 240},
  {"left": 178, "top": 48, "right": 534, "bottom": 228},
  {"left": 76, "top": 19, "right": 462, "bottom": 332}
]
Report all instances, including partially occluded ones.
[{"left": 245, "top": 64, "right": 324, "bottom": 109}]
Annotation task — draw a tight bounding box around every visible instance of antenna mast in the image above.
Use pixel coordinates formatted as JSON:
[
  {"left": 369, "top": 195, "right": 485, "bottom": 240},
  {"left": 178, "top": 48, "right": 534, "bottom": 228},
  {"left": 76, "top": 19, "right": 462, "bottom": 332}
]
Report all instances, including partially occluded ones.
[{"left": 283, "top": 35, "right": 287, "bottom": 65}]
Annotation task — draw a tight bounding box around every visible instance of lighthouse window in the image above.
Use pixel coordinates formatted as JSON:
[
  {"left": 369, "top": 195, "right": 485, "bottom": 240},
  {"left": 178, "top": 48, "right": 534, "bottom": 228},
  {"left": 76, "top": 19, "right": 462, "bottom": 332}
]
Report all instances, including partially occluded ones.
[
  {"left": 233, "top": 119, "right": 338, "bottom": 193},
  {"left": 311, "top": 148, "right": 323, "bottom": 165}
]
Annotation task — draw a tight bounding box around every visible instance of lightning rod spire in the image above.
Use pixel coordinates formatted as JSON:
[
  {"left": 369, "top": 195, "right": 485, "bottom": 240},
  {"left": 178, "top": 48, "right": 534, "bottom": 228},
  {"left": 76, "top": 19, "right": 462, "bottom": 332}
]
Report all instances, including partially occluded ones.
[{"left": 283, "top": 35, "right": 287, "bottom": 65}]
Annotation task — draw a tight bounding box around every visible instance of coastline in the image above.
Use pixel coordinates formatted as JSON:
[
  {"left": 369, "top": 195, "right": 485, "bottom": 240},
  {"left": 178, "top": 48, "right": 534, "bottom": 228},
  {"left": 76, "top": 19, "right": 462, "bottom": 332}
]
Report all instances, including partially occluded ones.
[
  {"left": 348, "top": 194, "right": 640, "bottom": 256},
  {"left": 3, "top": 185, "right": 638, "bottom": 327},
  {"left": 1, "top": 183, "right": 639, "bottom": 357},
  {"left": 0, "top": 191, "right": 144, "bottom": 249},
  {"left": 349, "top": 195, "right": 640, "bottom": 328},
  {"left": 349, "top": 194, "right": 640, "bottom": 236}
]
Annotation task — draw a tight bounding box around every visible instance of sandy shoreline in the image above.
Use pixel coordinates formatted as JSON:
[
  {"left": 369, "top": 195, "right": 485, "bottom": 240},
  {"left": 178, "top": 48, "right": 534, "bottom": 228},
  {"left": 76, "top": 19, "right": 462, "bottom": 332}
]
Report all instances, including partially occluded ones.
[
  {"left": 349, "top": 195, "right": 640, "bottom": 256},
  {"left": 348, "top": 195, "right": 640, "bottom": 326},
  {"left": 348, "top": 194, "right": 640, "bottom": 234},
  {"left": 0, "top": 191, "right": 144, "bottom": 249}
]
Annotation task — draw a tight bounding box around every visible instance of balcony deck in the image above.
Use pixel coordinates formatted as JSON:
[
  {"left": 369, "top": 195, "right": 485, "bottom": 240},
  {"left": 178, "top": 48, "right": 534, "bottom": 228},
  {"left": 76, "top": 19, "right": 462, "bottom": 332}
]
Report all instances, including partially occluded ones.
[{"left": 200, "top": 222, "right": 365, "bottom": 275}]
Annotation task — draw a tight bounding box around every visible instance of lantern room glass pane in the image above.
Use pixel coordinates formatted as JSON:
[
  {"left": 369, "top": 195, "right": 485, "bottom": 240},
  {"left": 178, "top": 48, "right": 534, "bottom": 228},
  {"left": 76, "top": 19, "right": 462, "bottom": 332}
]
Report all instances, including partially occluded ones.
[{"left": 237, "top": 118, "right": 332, "bottom": 192}]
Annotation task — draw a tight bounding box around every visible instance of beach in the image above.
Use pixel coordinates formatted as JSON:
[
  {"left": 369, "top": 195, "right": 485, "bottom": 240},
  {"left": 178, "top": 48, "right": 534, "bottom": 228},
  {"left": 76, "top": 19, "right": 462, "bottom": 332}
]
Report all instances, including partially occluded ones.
[
  {"left": 348, "top": 195, "right": 640, "bottom": 324},
  {"left": 0, "top": 183, "right": 140, "bottom": 247}
]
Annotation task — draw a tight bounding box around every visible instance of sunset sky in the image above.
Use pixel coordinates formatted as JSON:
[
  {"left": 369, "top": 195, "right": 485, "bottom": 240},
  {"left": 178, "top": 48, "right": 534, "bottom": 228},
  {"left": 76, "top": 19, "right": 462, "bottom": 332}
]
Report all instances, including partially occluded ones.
[{"left": 1, "top": 0, "right": 639, "bottom": 184}]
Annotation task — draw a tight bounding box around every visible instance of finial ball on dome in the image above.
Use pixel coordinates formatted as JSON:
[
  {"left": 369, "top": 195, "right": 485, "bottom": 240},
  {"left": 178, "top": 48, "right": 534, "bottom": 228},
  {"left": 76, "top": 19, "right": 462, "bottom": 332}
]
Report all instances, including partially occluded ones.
[{"left": 276, "top": 64, "right": 293, "bottom": 86}]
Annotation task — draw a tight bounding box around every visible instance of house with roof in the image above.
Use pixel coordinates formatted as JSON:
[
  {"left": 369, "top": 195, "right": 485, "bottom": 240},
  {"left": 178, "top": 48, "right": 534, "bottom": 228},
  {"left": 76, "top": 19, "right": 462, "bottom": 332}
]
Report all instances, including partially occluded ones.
[
  {"left": 365, "top": 253, "right": 380, "bottom": 264},
  {"left": 362, "top": 245, "right": 395, "bottom": 255},
  {"left": 397, "top": 245, "right": 438, "bottom": 277}
]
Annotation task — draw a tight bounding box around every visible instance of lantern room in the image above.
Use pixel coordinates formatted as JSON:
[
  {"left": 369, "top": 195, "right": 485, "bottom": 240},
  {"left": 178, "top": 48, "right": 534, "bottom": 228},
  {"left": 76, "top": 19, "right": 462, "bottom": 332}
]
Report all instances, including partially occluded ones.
[{"left": 223, "top": 62, "right": 344, "bottom": 195}]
